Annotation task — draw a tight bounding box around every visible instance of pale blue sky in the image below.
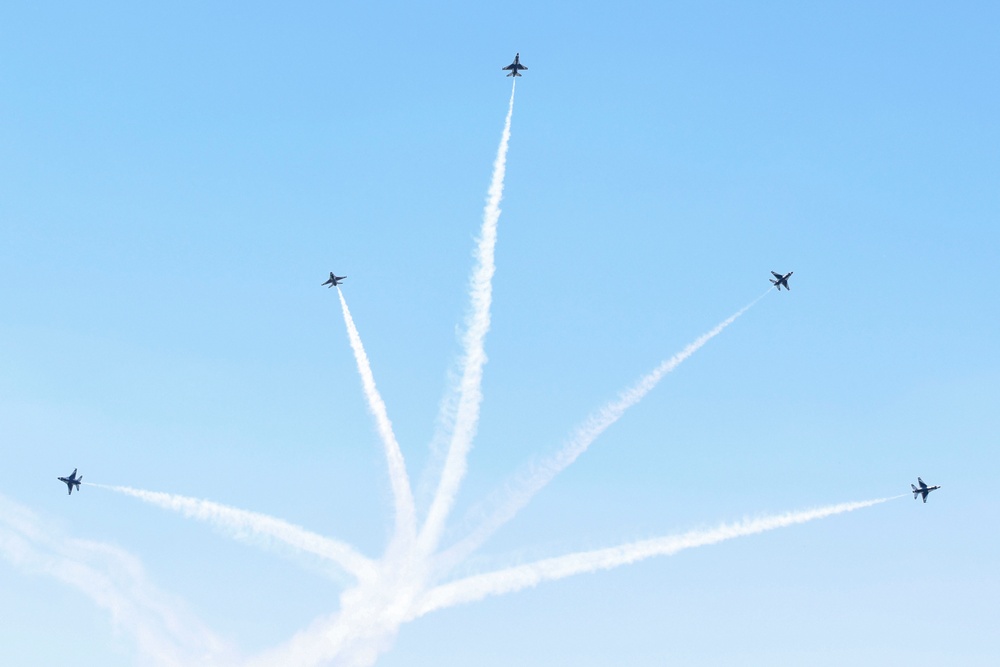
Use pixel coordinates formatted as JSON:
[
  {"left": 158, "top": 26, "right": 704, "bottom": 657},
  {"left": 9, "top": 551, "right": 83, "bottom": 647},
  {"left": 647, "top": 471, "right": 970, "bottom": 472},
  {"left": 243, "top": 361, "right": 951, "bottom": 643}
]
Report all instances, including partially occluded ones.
[{"left": 2, "top": 1, "right": 998, "bottom": 665}]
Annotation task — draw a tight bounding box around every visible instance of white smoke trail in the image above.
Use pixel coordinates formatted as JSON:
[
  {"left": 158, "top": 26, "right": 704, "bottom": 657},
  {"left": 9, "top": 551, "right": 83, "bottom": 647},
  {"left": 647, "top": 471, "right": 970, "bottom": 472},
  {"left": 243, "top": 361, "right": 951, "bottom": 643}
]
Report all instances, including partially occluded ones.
[
  {"left": 337, "top": 289, "right": 417, "bottom": 546},
  {"left": 439, "top": 293, "right": 768, "bottom": 568},
  {"left": 420, "top": 496, "right": 895, "bottom": 615},
  {"left": 0, "top": 493, "right": 233, "bottom": 666},
  {"left": 420, "top": 82, "right": 517, "bottom": 555},
  {"left": 92, "top": 484, "right": 377, "bottom": 583}
]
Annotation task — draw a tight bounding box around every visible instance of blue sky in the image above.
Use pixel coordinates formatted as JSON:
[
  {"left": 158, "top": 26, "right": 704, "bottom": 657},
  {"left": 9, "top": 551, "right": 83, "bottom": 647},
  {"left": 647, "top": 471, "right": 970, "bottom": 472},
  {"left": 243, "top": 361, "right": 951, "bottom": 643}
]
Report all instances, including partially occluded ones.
[{"left": 2, "top": 1, "right": 998, "bottom": 665}]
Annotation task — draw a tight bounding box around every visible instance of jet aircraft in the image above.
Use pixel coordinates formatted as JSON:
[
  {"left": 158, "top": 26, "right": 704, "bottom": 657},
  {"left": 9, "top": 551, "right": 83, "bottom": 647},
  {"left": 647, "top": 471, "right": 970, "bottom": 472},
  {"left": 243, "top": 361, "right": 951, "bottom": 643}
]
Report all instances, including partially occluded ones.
[
  {"left": 322, "top": 272, "right": 346, "bottom": 288},
  {"left": 58, "top": 468, "right": 82, "bottom": 495},
  {"left": 502, "top": 53, "right": 528, "bottom": 77},
  {"left": 911, "top": 477, "right": 941, "bottom": 503},
  {"left": 770, "top": 271, "right": 793, "bottom": 291}
]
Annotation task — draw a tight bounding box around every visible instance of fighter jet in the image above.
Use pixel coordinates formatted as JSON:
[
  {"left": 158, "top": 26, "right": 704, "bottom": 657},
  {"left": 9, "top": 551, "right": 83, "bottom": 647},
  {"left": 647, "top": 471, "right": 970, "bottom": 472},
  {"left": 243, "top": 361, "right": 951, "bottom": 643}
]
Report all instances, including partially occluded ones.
[
  {"left": 502, "top": 53, "right": 528, "bottom": 77},
  {"left": 57, "top": 468, "right": 82, "bottom": 495},
  {"left": 770, "top": 271, "right": 793, "bottom": 291},
  {"left": 911, "top": 477, "right": 941, "bottom": 503},
  {"left": 321, "top": 272, "right": 346, "bottom": 288}
]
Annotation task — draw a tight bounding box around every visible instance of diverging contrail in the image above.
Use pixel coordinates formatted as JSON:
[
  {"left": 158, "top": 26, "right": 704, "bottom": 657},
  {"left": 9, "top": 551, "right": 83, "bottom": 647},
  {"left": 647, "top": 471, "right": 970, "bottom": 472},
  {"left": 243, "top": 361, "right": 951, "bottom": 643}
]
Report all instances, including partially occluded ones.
[
  {"left": 421, "top": 81, "right": 517, "bottom": 555},
  {"left": 92, "top": 484, "right": 377, "bottom": 583},
  {"left": 440, "top": 294, "right": 767, "bottom": 568},
  {"left": 337, "top": 289, "right": 417, "bottom": 546},
  {"left": 420, "top": 496, "right": 895, "bottom": 615}
]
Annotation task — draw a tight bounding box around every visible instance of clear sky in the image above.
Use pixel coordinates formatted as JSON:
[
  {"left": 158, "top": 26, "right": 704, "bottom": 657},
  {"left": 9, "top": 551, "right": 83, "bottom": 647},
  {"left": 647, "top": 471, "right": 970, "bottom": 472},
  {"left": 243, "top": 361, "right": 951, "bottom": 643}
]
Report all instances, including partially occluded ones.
[{"left": 1, "top": 1, "right": 998, "bottom": 665}]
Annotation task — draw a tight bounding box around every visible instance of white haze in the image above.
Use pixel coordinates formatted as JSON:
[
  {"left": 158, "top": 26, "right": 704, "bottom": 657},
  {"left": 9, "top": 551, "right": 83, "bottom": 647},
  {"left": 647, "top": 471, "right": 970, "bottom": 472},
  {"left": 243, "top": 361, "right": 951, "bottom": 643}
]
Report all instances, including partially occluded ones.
[{"left": 0, "top": 494, "right": 234, "bottom": 666}]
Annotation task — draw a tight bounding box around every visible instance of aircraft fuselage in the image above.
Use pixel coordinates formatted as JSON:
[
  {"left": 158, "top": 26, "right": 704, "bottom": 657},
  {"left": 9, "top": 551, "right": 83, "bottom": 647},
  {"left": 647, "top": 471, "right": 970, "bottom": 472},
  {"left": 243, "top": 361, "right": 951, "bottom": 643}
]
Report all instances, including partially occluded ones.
[
  {"left": 770, "top": 271, "right": 793, "bottom": 290},
  {"left": 58, "top": 469, "right": 82, "bottom": 495},
  {"left": 322, "top": 272, "right": 346, "bottom": 288},
  {"left": 911, "top": 478, "right": 941, "bottom": 503},
  {"left": 503, "top": 53, "right": 527, "bottom": 77}
]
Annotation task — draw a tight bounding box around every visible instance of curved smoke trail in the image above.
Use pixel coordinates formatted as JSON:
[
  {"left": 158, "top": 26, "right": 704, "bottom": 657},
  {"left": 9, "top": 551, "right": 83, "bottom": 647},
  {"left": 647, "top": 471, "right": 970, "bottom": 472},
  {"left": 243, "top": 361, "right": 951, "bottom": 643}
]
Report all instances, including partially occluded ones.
[{"left": 0, "top": 493, "right": 233, "bottom": 666}]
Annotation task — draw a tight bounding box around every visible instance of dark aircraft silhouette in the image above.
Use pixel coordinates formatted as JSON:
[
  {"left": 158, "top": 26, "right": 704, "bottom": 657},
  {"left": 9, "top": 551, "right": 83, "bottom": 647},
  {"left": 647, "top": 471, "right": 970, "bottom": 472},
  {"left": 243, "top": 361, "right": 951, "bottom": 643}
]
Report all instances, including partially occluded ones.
[
  {"left": 911, "top": 477, "right": 941, "bottom": 503},
  {"left": 770, "top": 271, "right": 793, "bottom": 291},
  {"left": 58, "top": 468, "right": 82, "bottom": 495},
  {"left": 322, "top": 272, "right": 346, "bottom": 288},
  {"left": 502, "top": 53, "right": 528, "bottom": 77}
]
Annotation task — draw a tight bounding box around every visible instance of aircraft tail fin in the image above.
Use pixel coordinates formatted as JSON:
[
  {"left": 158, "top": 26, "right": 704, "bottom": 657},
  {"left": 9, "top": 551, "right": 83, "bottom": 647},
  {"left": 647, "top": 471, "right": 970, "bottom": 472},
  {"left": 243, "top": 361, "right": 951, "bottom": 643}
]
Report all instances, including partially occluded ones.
[{"left": 911, "top": 484, "right": 919, "bottom": 499}]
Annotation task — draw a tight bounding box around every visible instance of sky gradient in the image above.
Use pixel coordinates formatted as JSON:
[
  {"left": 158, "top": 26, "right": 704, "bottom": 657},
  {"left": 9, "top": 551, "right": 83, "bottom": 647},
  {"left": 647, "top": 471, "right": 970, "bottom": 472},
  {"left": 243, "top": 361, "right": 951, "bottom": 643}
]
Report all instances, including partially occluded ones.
[{"left": 2, "top": 2, "right": 998, "bottom": 665}]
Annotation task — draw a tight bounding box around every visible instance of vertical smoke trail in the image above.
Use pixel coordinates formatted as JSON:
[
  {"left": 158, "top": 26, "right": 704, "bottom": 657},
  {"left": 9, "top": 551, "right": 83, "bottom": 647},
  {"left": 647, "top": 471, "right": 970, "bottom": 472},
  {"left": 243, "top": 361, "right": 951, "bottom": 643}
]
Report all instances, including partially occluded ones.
[
  {"left": 91, "top": 484, "right": 377, "bottom": 582},
  {"left": 420, "top": 497, "right": 895, "bottom": 614},
  {"left": 439, "top": 294, "right": 767, "bottom": 568},
  {"left": 337, "top": 289, "right": 417, "bottom": 547},
  {"left": 420, "top": 82, "right": 517, "bottom": 555}
]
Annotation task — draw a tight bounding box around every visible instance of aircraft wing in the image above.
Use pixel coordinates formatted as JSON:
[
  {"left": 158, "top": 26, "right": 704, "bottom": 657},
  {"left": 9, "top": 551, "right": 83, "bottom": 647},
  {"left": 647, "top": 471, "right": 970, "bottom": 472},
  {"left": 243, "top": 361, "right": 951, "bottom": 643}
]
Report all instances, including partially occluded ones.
[
  {"left": 922, "top": 491, "right": 928, "bottom": 503},
  {"left": 771, "top": 271, "right": 782, "bottom": 279},
  {"left": 918, "top": 477, "right": 928, "bottom": 489},
  {"left": 502, "top": 64, "right": 515, "bottom": 71}
]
